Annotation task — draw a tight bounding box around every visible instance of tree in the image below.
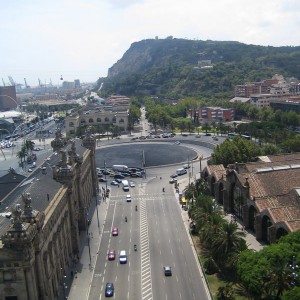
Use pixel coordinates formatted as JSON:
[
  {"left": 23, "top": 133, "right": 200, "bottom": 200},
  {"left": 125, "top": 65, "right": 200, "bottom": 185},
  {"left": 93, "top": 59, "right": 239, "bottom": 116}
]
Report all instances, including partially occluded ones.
[{"left": 211, "top": 221, "right": 247, "bottom": 269}]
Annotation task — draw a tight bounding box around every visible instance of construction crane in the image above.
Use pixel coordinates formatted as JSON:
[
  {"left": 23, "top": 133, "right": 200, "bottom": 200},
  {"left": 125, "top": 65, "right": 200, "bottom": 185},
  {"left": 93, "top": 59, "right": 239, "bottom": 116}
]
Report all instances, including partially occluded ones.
[
  {"left": 8, "top": 76, "right": 16, "bottom": 86},
  {"left": 2, "top": 78, "right": 5, "bottom": 86},
  {"left": 24, "top": 78, "right": 30, "bottom": 88},
  {"left": 38, "top": 78, "right": 43, "bottom": 87}
]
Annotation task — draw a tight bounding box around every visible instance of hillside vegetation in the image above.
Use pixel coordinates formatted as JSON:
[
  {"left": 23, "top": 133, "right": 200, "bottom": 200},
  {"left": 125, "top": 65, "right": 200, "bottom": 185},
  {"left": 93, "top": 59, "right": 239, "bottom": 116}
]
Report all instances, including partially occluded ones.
[{"left": 97, "top": 37, "right": 300, "bottom": 99}]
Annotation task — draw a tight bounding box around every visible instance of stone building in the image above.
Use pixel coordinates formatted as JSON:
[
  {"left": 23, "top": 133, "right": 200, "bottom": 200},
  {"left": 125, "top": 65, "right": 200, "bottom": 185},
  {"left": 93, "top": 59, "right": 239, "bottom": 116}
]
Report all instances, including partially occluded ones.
[
  {"left": 202, "top": 153, "right": 300, "bottom": 244},
  {"left": 0, "top": 128, "right": 97, "bottom": 300},
  {"left": 65, "top": 106, "right": 129, "bottom": 137}
]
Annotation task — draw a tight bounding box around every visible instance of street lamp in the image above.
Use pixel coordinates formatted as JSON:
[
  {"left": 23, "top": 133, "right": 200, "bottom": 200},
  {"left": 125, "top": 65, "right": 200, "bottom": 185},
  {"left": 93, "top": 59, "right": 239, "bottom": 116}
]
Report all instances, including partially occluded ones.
[
  {"left": 84, "top": 207, "right": 92, "bottom": 266},
  {"left": 289, "top": 255, "right": 299, "bottom": 286},
  {"left": 61, "top": 268, "right": 68, "bottom": 299},
  {"left": 199, "top": 154, "right": 203, "bottom": 174}
]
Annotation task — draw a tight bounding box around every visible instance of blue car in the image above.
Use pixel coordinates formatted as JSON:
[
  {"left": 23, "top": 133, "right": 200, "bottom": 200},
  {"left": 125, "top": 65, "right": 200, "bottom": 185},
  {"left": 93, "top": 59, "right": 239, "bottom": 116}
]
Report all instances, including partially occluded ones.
[{"left": 105, "top": 282, "right": 114, "bottom": 297}]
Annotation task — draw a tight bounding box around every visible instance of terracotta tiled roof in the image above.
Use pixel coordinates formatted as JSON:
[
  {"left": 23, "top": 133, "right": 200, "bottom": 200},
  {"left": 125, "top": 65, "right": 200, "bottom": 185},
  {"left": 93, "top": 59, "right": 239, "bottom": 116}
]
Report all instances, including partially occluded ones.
[{"left": 205, "top": 165, "right": 225, "bottom": 177}]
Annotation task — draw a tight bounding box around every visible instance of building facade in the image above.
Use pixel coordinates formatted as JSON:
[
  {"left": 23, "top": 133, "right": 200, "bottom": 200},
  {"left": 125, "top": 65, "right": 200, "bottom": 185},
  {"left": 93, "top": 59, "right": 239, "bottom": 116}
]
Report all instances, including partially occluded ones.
[
  {"left": 190, "top": 106, "right": 235, "bottom": 123},
  {"left": 0, "top": 86, "right": 18, "bottom": 111},
  {"left": 202, "top": 153, "right": 300, "bottom": 244},
  {"left": 65, "top": 106, "right": 129, "bottom": 137},
  {"left": 0, "top": 128, "right": 98, "bottom": 300}
]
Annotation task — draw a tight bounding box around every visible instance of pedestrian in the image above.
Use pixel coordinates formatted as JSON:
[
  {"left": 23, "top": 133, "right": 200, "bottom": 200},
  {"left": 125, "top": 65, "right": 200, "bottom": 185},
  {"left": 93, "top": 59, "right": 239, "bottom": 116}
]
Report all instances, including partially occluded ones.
[{"left": 91, "top": 232, "right": 93, "bottom": 238}]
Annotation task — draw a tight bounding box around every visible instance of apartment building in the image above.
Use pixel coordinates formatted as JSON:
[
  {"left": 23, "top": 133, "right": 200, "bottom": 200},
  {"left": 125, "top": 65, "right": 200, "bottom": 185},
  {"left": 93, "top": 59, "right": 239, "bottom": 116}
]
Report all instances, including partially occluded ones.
[{"left": 190, "top": 106, "right": 235, "bottom": 123}]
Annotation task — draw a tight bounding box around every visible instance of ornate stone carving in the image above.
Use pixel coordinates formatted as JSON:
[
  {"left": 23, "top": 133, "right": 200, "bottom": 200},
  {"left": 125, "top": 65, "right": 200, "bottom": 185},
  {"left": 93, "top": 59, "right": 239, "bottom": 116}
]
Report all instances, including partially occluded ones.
[{"left": 11, "top": 204, "right": 25, "bottom": 232}]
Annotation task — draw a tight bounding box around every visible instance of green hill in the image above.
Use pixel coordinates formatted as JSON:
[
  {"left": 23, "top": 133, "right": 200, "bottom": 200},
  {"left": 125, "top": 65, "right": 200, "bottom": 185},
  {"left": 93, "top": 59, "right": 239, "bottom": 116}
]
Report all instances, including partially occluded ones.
[{"left": 97, "top": 37, "right": 300, "bottom": 99}]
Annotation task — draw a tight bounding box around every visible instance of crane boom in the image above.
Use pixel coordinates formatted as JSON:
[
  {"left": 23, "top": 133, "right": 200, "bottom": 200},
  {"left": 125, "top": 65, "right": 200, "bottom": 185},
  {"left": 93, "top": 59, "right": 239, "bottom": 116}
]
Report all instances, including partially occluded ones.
[{"left": 8, "top": 76, "right": 15, "bottom": 86}]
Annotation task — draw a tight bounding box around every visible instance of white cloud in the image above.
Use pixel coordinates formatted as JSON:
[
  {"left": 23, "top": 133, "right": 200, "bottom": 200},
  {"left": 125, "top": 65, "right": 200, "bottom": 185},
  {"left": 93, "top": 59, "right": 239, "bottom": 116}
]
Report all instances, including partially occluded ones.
[{"left": 0, "top": 0, "right": 300, "bottom": 85}]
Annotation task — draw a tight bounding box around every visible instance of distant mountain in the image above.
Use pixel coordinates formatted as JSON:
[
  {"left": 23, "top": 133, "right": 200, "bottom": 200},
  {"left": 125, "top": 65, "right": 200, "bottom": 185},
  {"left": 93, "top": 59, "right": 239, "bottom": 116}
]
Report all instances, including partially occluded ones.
[{"left": 97, "top": 37, "right": 300, "bottom": 99}]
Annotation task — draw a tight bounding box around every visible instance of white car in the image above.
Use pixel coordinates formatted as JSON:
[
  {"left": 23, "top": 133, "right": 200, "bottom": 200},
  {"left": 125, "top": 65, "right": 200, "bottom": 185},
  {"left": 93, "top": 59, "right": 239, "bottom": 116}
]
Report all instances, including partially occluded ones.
[
  {"left": 126, "top": 195, "right": 132, "bottom": 202},
  {"left": 174, "top": 141, "right": 180, "bottom": 145},
  {"left": 129, "top": 182, "right": 135, "bottom": 187}
]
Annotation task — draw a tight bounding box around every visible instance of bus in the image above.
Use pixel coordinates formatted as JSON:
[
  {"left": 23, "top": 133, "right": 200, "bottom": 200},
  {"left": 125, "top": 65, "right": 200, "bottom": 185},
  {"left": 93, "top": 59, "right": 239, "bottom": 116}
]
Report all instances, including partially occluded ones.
[
  {"left": 227, "top": 133, "right": 239, "bottom": 139},
  {"left": 240, "top": 134, "right": 251, "bottom": 140}
]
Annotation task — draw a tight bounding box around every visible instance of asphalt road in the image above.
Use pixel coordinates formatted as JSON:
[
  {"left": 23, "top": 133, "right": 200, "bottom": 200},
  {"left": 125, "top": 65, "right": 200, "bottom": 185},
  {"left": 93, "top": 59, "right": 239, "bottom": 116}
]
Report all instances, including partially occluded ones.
[{"left": 88, "top": 154, "right": 211, "bottom": 300}]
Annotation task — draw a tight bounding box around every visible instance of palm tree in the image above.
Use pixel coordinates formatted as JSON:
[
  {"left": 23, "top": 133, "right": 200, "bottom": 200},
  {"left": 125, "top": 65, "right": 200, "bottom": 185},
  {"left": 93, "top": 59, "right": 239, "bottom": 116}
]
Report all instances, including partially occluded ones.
[
  {"left": 25, "top": 139, "right": 35, "bottom": 156},
  {"left": 211, "top": 221, "right": 247, "bottom": 269}
]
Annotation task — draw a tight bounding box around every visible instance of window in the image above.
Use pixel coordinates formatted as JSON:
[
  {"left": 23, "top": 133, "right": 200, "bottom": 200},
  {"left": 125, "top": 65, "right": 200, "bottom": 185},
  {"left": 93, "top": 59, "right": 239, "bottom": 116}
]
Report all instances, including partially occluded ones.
[
  {"left": 97, "top": 118, "right": 101, "bottom": 122},
  {"left": 81, "top": 119, "right": 86, "bottom": 124},
  {"left": 119, "top": 118, "right": 124, "bottom": 123},
  {"left": 69, "top": 122, "right": 74, "bottom": 127},
  {"left": 89, "top": 118, "right": 94, "bottom": 123},
  {"left": 105, "top": 117, "right": 109, "bottom": 122}
]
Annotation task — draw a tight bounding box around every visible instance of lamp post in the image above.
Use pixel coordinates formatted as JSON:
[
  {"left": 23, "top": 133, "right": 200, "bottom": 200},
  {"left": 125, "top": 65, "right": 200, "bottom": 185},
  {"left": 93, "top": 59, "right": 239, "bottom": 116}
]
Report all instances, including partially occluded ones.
[
  {"left": 290, "top": 255, "right": 299, "bottom": 286},
  {"left": 61, "top": 268, "right": 67, "bottom": 299},
  {"left": 199, "top": 154, "right": 203, "bottom": 174},
  {"left": 84, "top": 207, "right": 92, "bottom": 266}
]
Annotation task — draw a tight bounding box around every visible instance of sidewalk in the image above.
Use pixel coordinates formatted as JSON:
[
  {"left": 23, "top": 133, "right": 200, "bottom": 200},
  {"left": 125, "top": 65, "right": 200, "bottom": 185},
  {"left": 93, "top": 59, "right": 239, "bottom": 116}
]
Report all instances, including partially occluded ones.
[
  {"left": 64, "top": 191, "right": 109, "bottom": 300},
  {"left": 176, "top": 176, "right": 264, "bottom": 251}
]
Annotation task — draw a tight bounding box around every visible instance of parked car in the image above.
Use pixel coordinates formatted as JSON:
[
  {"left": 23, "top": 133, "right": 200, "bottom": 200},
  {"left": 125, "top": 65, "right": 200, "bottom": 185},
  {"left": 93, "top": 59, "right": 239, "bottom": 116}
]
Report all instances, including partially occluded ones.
[
  {"left": 99, "top": 178, "right": 107, "bottom": 182},
  {"left": 111, "top": 181, "right": 118, "bottom": 186}
]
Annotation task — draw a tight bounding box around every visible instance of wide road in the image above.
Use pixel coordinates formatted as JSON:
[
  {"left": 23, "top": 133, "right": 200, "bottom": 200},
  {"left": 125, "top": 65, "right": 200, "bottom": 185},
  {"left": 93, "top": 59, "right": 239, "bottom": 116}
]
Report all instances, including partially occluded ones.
[{"left": 88, "top": 163, "right": 210, "bottom": 300}]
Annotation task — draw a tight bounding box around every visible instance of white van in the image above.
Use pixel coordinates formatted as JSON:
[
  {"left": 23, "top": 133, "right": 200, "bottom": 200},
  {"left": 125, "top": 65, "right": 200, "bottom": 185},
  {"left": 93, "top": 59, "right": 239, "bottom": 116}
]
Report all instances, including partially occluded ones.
[
  {"left": 176, "top": 168, "right": 187, "bottom": 175},
  {"left": 119, "top": 250, "right": 127, "bottom": 264},
  {"left": 122, "top": 180, "right": 129, "bottom": 192}
]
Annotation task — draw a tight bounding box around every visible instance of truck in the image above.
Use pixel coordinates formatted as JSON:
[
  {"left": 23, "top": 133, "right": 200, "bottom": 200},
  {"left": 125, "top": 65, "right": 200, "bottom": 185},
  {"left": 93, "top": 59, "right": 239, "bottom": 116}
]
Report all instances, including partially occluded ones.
[
  {"left": 112, "top": 165, "right": 128, "bottom": 172},
  {"left": 122, "top": 180, "right": 129, "bottom": 192}
]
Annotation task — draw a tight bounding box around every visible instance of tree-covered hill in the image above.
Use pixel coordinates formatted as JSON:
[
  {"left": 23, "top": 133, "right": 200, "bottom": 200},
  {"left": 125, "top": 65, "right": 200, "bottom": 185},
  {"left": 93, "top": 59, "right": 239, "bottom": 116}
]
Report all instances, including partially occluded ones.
[{"left": 97, "top": 37, "right": 300, "bottom": 99}]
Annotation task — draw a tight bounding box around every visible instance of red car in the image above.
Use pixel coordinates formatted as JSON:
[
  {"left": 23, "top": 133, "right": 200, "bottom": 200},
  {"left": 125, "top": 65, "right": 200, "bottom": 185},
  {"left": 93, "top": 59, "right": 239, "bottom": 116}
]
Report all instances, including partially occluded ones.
[
  {"left": 112, "top": 227, "right": 119, "bottom": 236},
  {"left": 108, "top": 250, "right": 116, "bottom": 260}
]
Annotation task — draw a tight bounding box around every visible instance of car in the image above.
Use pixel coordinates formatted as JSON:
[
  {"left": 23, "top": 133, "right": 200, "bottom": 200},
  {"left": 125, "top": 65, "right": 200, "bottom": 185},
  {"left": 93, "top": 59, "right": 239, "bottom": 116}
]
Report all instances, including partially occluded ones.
[
  {"left": 213, "top": 136, "right": 219, "bottom": 141},
  {"left": 107, "top": 250, "right": 116, "bottom": 261},
  {"left": 174, "top": 141, "right": 180, "bottom": 145},
  {"left": 112, "top": 227, "right": 118, "bottom": 236},
  {"left": 170, "top": 173, "right": 178, "bottom": 178},
  {"left": 131, "top": 137, "right": 138, "bottom": 140},
  {"left": 114, "top": 174, "right": 125, "bottom": 179},
  {"left": 99, "top": 178, "right": 107, "bottom": 182},
  {"left": 169, "top": 178, "right": 175, "bottom": 184},
  {"left": 119, "top": 250, "right": 127, "bottom": 264},
  {"left": 195, "top": 135, "right": 201, "bottom": 138},
  {"left": 33, "top": 147, "right": 41, "bottom": 151},
  {"left": 126, "top": 194, "right": 132, "bottom": 202},
  {"left": 108, "top": 172, "right": 115, "bottom": 177},
  {"left": 28, "top": 168, "right": 33, "bottom": 173},
  {"left": 115, "top": 178, "right": 122, "bottom": 183},
  {"left": 129, "top": 181, "right": 135, "bottom": 187},
  {"left": 164, "top": 266, "right": 172, "bottom": 276},
  {"left": 105, "top": 283, "right": 114, "bottom": 297},
  {"left": 205, "top": 133, "right": 212, "bottom": 136},
  {"left": 181, "top": 133, "right": 188, "bottom": 136},
  {"left": 111, "top": 181, "right": 118, "bottom": 186},
  {"left": 183, "top": 164, "right": 190, "bottom": 169}
]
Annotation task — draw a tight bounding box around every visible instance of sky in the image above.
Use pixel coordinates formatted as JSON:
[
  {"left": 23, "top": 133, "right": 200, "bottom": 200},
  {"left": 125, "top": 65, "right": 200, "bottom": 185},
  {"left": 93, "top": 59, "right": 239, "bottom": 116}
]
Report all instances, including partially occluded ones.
[{"left": 1, "top": 0, "right": 300, "bottom": 87}]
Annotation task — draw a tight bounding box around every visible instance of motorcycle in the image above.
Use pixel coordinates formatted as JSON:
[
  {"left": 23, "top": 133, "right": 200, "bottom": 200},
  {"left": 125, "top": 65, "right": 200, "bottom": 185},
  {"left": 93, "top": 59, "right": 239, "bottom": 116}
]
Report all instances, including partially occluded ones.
[
  {"left": 134, "top": 244, "right": 137, "bottom": 251},
  {"left": 125, "top": 216, "right": 127, "bottom": 222},
  {"left": 135, "top": 205, "right": 138, "bottom": 211},
  {"left": 163, "top": 188, "right": 165, "bottom": 192}
]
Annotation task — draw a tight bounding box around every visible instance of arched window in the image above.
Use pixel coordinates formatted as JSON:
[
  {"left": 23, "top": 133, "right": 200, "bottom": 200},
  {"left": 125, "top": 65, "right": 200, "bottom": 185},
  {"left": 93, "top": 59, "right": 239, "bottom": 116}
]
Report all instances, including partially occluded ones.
[
  {"left": 81, "top": 119, "right": 86, "bottom": 124},
  {"left": 119, "top": 118, "right": 124, "bottom": 123},
  {"left": 112, "top": 116, "right": 116, "bottom": 122},
  {"left": 89, "top": 118, "right": 94, "bottom": 123},
  {"left": 105, "top": 117, "right": 109, "bottom": 122},
  {"left": 69, "top": 122, "right": 74, "bottom": 127},
  {"left": 97, "top": 118, "right": 101, "bottom": 122}
]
